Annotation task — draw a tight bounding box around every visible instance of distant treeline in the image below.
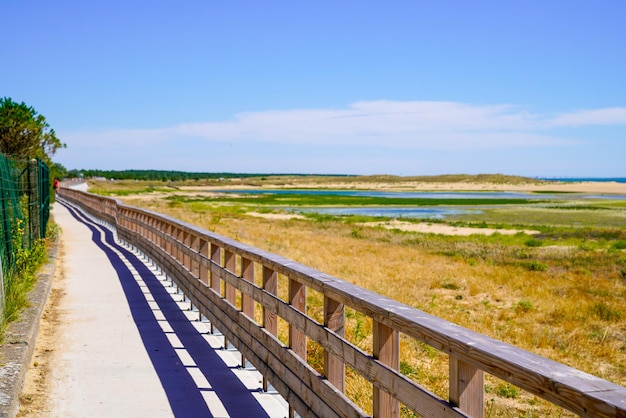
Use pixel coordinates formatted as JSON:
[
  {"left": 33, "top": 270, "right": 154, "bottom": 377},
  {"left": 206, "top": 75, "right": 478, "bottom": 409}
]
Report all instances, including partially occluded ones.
[{"left": 68, "top": 169, "right": 350, "bottom": 182}]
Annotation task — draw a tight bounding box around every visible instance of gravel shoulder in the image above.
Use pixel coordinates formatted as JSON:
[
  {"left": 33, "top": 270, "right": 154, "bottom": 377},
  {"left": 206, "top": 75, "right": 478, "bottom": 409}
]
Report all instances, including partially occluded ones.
[{"left": 0, "top": 236, "right": 59, "bottom": 418}]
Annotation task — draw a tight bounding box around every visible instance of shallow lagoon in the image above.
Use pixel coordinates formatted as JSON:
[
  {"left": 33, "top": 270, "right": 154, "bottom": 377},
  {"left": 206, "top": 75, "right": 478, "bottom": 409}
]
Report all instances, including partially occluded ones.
[
  {"left": 213, "top": 189, "right": 626, "bottom": 219},
  {"left": 216, "top": 189, "right": 547, "bottom": 199},
  {"left": 215, "top": 189, "right": 524, "bottom": 219},
  {"left": 295, "top": 206, "right": 480, "bottom": 219}
]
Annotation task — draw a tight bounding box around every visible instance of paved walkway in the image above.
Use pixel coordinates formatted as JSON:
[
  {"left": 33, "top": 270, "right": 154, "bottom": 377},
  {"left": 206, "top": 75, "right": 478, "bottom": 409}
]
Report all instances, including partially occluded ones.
[{"left": 35, "top": 201, "right": 288, "bottom": 417}]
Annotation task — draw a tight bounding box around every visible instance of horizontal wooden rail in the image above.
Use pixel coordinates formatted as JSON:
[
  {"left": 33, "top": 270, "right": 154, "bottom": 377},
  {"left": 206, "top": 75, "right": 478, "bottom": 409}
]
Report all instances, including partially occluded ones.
[{"left": 59, "top": 188, "right": 626, "bottom": 418}]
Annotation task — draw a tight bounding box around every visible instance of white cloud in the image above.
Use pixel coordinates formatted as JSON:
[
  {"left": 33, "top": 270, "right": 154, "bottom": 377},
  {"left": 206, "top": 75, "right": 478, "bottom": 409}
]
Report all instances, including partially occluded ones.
[
  {"left": 58, "top": 100, "right": 626, "bottom": 173},
  {"left": 550, "top": 107, "right": 626, "bottom": 126},
  {"left": 66, "top": 100, "right": 577, "bottom": 150}
]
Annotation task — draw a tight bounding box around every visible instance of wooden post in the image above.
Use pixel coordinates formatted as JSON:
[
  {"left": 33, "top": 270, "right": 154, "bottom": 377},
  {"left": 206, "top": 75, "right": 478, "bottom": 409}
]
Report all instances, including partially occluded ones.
[
  {"left": 137, "top": 213, "right": 144, "bottom": 241},
  {"left": 224, "top": 250, "right": 236, "bottom": 304},
  {"left": 142, "top": 215, "right": 149, "bottom": 243},
  {"left": 171, "top": 225, "right": 177, "bottom": 260},
  {"left": 209, "top": 243, "right": 221, "bottom": 334},
  {"left": 164, "top": 223, "right": 173, "bottom": 257},
  {"left": 324, "top": 296, "right": 345, "bottom": 393},
  {"left": 210, "top": 243, "right": 222, "bottom": 294},
  {"left": 141, "top": 214, "right": 147, "bottom": 239},
  {"left": 199, "top": 238, "right": 209, "bottom": 285},
  {"left": 190, "top": 234, "right": 199, "bottom": 278},
  {"left": 289, "top": 278, "right": 306, "bottom": 359},
  {"left": 289, "top": 278, "right": 306, "bottom": 418},
  {"left": 241, "top": 258, "right": 255, "bottom": 320},
  {"left": 449, "top": 356, "right": 484, "bottom": 418},
  {"left": 262, "top": 266, "right": 278, "bottom": 334},
  {"left": 172, "top": 226, "right": 179, "bottom": 261},
  {"left": 176, "top": 228, "right": 184, "bottom": 265},
  {"left": 130, "top": 211, "right": 136, "bottom": 235},
  {"left": 373, "top": 321, "right": 400, "bottom": 418},
  {"left": 262, "top": 266, "right": 278, "bottom": 391},
  {"left": 157, "top": 219, "right": 164, "bottom": 250},
  {"left": 240, "top": 257, "right": 255, "bottom": 366},
  {"left": 147, "top": 217, "right": 154, "bottom": 247},
  {"left": 182, "top": 230, "right": 191, "bottom": 271},
  {"left": 224, "top": 249, "right": 236, "bottom": 348}
]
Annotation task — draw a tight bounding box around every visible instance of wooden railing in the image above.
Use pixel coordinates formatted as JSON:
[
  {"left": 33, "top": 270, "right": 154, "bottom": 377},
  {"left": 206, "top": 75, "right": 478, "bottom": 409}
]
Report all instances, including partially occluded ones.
[{"left": 59, "top": 188, "right": 626, "bottom": 418}]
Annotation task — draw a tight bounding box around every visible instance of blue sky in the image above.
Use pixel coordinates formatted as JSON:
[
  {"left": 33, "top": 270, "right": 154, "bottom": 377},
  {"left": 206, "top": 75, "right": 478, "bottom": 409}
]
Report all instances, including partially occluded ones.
[{"left": 3, "top": 1, "right": 625, "bottom": 176}]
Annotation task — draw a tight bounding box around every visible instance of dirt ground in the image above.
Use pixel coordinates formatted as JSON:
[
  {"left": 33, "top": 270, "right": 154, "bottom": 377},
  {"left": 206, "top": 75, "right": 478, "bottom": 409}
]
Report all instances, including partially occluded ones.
[{"left": 17, "top": 246, "right": 66, "bottom": 417}]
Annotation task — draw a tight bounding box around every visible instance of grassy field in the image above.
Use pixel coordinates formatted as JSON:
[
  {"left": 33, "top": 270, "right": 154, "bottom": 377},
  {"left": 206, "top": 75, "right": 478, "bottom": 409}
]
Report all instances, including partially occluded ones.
[
  {"left": 169, "top": 191, "right": 540, "bottom": 206},
  {"left": 88, "top": 177, "right": 626, "bottom": 416}
]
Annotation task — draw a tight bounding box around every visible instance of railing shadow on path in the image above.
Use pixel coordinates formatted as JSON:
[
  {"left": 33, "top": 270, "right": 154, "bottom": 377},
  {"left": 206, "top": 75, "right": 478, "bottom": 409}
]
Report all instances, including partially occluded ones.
[{"left": 60, "top": 201, "right": 278, "bottom": 418}]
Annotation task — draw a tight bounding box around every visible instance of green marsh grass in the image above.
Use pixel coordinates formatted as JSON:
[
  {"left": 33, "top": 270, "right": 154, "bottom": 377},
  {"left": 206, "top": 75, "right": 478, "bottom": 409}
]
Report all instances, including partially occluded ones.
[
  {"left": 175, "top": 190, "right": 540, "bottom": 207},
  {"left": 1, "top": 220, "right": 54, "bottom": 339}
]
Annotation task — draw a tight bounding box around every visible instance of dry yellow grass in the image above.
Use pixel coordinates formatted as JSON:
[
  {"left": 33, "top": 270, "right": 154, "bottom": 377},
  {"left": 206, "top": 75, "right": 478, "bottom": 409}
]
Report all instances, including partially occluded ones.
[{"left": 119, "top": 195, "right": 625, "bottom": 417}]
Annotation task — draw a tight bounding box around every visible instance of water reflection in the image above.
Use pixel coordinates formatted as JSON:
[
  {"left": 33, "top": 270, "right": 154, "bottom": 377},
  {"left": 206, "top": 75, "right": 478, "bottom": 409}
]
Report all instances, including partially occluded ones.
[
  {"left": 294, "top": 207, "right": 480, "bottom": 219},
  {"left": 212, "top": 188, "right": 626, "bottom": 219},
  {"left": 215, "top": 189, "right": 546, "bottom": 199}
]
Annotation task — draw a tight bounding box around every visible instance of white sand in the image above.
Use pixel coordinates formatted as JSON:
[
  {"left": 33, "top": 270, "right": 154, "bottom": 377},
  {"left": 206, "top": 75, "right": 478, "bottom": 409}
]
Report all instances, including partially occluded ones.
[{"left": 361, "top": 220, "right": 539, "bottom": 236}]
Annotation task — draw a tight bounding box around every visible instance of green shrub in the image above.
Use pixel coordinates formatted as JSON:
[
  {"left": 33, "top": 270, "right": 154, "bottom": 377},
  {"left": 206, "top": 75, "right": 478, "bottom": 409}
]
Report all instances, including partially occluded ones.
[
  {"left": 351, "top": 228, "right": 363, "bottom": 239},
  {"left": 610, "top": 240, "right": 626, "bottom": 251},
  {"left": 516, "top": 299, "right": 534, "bottom": 313},
  {"left": 400, "top": 360, "right": 418, "bottom": 378},
  {"left": 525, "top": 238, "right": 543, "bottom": 247},
  {"left": 496, "top": 383, "right": 519, "bottom": 398},
  {"left": 441, "top": 280, "right": 460, "bottom": 290},
  {"left": 520, "top": 261, "right": 548, "bottom": 271},
  {"left": 591, "top": 302, "right": 622, "bottom": 322},
  {"left": 1, "top": 220, "right": 48, "bottom": 337}
]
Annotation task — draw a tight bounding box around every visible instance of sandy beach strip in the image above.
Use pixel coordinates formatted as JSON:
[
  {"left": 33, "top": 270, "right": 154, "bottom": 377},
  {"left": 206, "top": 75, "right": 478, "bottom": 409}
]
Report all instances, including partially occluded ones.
[
  {"left": 180, "top": 180, "right": 626, "bottom": 195},
  {"left": 361, "top": 220, "right": 539, "bottom": 236}
]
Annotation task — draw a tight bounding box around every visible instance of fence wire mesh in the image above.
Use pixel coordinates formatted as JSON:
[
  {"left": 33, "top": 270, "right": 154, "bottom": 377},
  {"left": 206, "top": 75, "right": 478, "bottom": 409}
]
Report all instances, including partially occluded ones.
[{"left": 0, "top": 153, "right": 50, "bottom": 321}]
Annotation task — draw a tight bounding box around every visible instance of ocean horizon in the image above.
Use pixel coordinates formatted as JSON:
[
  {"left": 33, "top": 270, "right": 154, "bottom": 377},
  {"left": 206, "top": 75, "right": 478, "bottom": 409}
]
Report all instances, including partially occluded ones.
[{"left": 540, "top": 177, "right": 626, "bottom": 183}]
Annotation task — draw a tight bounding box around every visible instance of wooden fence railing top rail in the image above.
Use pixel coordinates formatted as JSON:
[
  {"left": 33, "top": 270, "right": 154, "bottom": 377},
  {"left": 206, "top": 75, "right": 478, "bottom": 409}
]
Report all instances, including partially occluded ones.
[{"left": 58, "top": 188, "right": 626, "bottom": 418}]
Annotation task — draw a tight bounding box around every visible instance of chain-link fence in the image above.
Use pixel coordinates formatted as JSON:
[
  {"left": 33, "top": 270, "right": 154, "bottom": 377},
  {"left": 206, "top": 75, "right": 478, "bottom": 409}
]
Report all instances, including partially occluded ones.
[
  {"left": 0, "top": 153, "right": 50, "bottom": 321},
  {"left": 26, "top": 158, "right": 50, "bottom": 246}
]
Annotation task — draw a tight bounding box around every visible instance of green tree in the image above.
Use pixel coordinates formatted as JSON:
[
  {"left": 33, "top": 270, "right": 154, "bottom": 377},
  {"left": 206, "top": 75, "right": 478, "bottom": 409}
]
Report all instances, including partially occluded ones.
[
  {"left": 0, "top": 97, "right": 65, "bottom": 162},
  {"left": 50, "top": 161, "right": 68, "bottom": 180}
]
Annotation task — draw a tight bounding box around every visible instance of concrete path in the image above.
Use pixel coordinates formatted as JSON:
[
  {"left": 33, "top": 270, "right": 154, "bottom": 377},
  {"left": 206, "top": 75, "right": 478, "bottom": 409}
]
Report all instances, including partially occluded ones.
[{"left": 34, "top": 202, "right": 288, "bottom": 417}]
